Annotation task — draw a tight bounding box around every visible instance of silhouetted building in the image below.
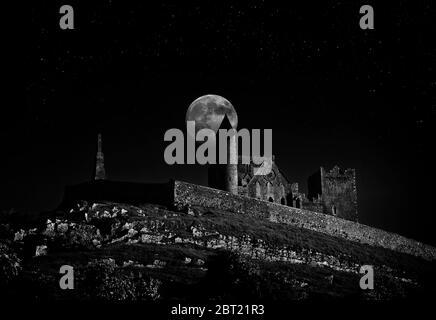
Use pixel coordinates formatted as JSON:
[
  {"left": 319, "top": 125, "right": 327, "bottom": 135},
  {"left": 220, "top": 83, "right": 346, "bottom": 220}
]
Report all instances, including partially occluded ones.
[
  {"left": 64, "top": 134, "right": 358, "bottom": 223},
  {"left": 229, "top": 155, "right": 358, "bottom": 222},
  {"left": 237, "top": 155, "right": 291, "bottom": 205}
]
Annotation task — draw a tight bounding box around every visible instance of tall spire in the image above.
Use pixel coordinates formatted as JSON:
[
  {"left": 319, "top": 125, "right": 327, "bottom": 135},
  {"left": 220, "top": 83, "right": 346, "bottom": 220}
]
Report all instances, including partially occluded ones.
[{"left": 95, "top": 133, "right": 106, "bottom": 180}]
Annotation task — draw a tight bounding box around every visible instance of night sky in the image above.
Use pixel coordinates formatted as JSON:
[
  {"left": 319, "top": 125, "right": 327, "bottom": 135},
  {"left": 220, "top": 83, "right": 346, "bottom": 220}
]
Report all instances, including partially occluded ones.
[{"left": 2, "top": 1, "right": 435, "bottom": 245}]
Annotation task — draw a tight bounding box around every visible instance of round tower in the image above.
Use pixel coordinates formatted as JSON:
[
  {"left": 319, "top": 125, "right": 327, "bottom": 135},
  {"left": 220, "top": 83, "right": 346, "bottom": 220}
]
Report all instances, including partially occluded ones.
[
  {"left": 225, "top": 128, "right": 238, "bottom": 194},
  {"left": 208, "top": 114, "right": 238, "bottom": 195}
]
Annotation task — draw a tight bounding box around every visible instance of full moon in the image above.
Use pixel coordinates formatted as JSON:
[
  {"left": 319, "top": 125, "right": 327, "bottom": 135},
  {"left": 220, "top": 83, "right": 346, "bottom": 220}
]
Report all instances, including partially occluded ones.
[{"left": 186, "top": 94, "right": 238, "bottom": 136}]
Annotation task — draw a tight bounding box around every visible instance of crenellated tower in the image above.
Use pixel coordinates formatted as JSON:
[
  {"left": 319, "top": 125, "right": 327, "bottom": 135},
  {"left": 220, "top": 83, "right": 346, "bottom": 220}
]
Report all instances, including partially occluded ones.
[{"left": 308, "top": 165, "right": 358, "bottom": 222}]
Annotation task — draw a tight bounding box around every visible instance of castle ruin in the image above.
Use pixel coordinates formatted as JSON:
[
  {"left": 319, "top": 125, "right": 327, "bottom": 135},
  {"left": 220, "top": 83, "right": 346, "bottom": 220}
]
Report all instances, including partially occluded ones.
[
  {"left": 60, "top": 133, "right": 436, "bottom": 261},
  {"left": 205, "top": 118, "right": 358, "bottom": 222}
]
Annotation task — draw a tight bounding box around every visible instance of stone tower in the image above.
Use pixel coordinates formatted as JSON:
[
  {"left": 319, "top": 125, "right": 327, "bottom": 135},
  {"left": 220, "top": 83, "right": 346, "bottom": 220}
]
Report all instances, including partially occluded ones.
[
  {"left": 308, "top": 166, "right": 358, "bottom": 222},
  {"left": 208, "top": 115, "right": 238, "bottom": 194},
  {"left": 94, "top": 133, "right": 106, "bottom": 180}
]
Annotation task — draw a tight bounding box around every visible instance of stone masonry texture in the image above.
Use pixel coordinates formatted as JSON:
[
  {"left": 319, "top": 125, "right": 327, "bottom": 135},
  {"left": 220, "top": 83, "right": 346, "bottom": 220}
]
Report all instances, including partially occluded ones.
[{"left": 173, "top": 180, "right": 436, "bottom": 261}]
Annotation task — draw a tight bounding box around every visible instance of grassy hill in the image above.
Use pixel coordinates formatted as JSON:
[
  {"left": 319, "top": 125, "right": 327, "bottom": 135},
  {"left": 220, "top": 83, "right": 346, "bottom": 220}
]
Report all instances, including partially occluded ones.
[{"left": 1, "top": 201, "right": 435, "bottom": 301}]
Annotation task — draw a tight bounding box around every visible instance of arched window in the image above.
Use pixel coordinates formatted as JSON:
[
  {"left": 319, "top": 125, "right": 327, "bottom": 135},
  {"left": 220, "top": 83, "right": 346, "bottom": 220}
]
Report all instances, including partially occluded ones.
[
  {"left": 268, "top": 197, "right": 274, "bottom": 202},
  {"left": 281, "top": 198, "right": 286, "bottom": 205},
  {"left": 332, "top": 205, "right": 337, "bottom": 216},
  {"left": 268, "top": 182, "right": 274, "bottom": 191},
  {"left": 295, "top": 198, "right": 301, "bottom": 208},
  {"left": 255, "top": 182, "right": 261, "bottom": 199}
]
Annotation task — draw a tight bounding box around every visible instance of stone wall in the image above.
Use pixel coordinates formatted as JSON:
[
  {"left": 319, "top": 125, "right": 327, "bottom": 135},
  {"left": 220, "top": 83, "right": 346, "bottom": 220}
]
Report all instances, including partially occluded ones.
[
  {"left": 172, "top": 180, "right": 436, "bottom": 261},
  {"left": 302, "top": 199, "right": 323, "bottom": 213}
]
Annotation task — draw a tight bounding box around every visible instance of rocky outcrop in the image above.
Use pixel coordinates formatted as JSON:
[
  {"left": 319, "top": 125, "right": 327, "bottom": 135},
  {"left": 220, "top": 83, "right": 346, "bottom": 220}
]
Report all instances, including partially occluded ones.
[
  {"left": 0, "top": 200, "right": 434, "bottom": 301},
  {"left": 0, "top": 241, "right": 21, "bottom": 287}
]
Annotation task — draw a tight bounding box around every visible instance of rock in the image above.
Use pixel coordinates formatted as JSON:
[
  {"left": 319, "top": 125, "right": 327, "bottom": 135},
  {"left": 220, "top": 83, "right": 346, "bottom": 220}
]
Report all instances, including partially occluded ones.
[
  {"left": 187, "top": 207, "right": 195, "bottom": 216},
  {"left": 57, "top": 223, "right": 69, "bottom": 234},
  {"left": 146, "top": 259, "right": 166, "bottom": 269},
  {"left": 42, "top": 219, "right": 57, "bottom": 238},
  {"left": 141, "top": 234, "right": 163, "bottom": 244},
  {"left": 196, "top": 259, "right": 205, "bottom": 266},
  {"left": 191, "top": 227, "right": 201, "bottom": 237},
  {"left": 140, "top": 227, "right": 149, "bottom": 233},
  {"left": 123, "top": 222, "right": 134, "bottom": 230},
  {"left": 14, "top": 229, "right": 26, "bottom": 242},
  {"left": 123, "top": 260, "right": 135, "bottom": 267},
  {"left": 46, "top": 219, "right": 55, "bottom": 231},
  {"left": 127, "top": 229, "right": 138, "bottom": 237},
  {"left": 184, "top": 257, "right": 192, "bottom": 264},
  {"left": 68, "top": 224, "right": 102, "bottom": 249},
  {"left": 122, "top": 260, "right": 145, "bottom": 268},
  {"left": 35, "top": 245, "right": 47, "bottom": 257},
  {"left": 0, "top": 242, "right": 21, "bottom": 285},
  {"left": 79, "top": 202, "right": 88, "bottom": 212}
]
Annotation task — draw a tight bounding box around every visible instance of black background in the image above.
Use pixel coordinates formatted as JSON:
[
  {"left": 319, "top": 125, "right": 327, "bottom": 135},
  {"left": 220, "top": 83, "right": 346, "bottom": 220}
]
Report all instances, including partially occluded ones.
[{"left": 2, "top": 1, "right": 435, "bottom": 245}]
